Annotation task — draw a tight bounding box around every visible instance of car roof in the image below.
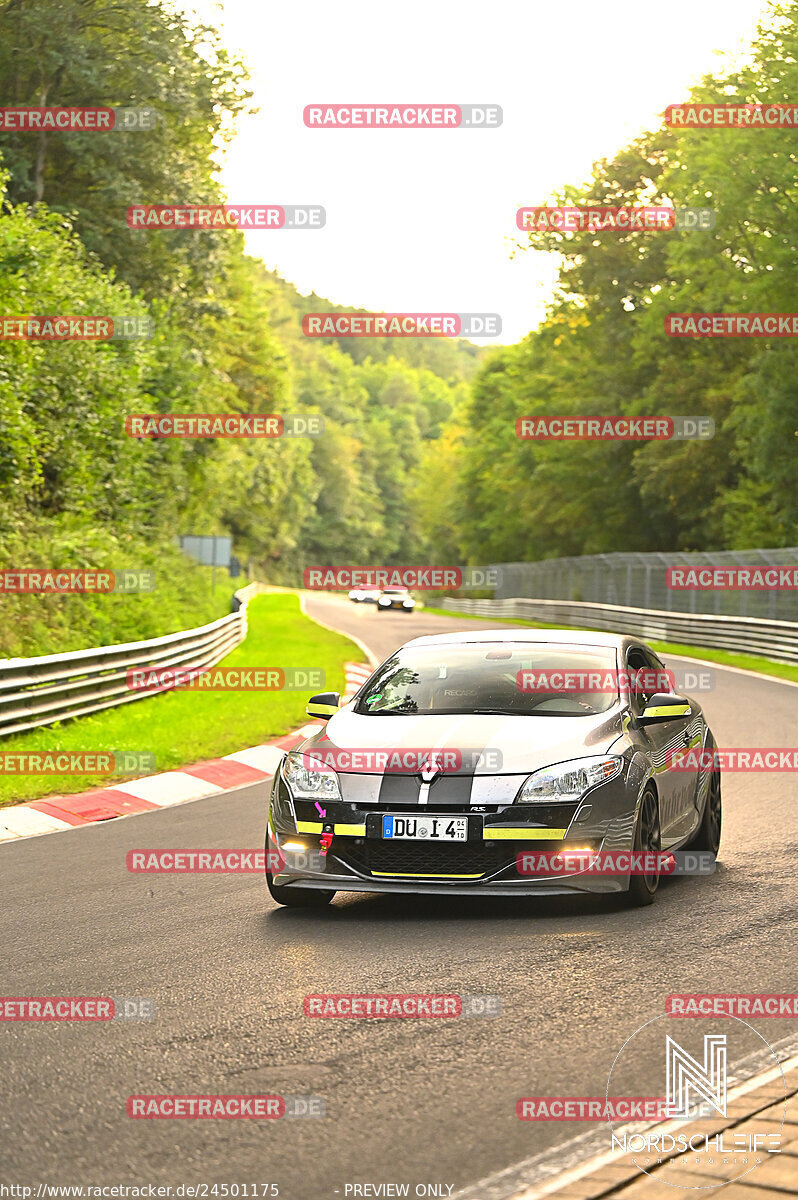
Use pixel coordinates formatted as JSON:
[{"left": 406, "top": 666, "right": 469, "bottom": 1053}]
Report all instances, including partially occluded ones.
[{"left": 400, "top": 628, "right": 637, "bottom": 652}]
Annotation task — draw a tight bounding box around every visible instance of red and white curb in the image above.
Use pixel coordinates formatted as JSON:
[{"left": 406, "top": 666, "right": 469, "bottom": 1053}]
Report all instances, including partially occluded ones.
[{"left": 0, "top": 661, "right": 373, "bottom": 844}]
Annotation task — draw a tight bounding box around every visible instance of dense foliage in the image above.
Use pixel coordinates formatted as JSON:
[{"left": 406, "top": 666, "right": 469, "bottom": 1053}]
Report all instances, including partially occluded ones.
[
  {"left": 0, "top": 0, "right": 476, "bottom": 657},
  {"left": 454, "top": 4, "right": 798, "bottom": 557}
]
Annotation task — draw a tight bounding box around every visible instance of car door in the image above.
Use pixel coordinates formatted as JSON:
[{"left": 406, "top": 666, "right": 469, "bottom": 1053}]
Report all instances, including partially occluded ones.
[
  {"left": 626, "top": 645, "right": 692, "bottom": 840},
  {"left": 644, "top": 647, "right": 703, "bottom": 839}
]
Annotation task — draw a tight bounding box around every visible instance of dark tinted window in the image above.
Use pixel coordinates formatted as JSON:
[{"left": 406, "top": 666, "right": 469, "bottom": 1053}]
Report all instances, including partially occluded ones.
[{"left": 626, "top": 646, "right": 670, "bottom": 711}]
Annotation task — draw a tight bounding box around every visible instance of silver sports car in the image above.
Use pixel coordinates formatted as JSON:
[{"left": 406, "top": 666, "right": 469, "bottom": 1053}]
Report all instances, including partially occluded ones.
[{"left": 265, "top": 629, "right": 721, "bottom": 908}]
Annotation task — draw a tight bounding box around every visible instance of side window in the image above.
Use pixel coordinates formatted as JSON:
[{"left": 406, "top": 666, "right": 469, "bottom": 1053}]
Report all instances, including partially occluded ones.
[
  {"left": 642, "top": 649, "right": 671, "bottom": 695},
  {"left": 626, "top": 647, "right": 653, "bottom": 713}
]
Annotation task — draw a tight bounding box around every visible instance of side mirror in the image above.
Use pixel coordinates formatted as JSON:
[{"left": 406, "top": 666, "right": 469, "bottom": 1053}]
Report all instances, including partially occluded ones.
[
  {"left": 638, "top": 692, "right": 692, "bottom": 725},
  {"left": 306, "top": 691, "right": 341, "bottom": 720}
]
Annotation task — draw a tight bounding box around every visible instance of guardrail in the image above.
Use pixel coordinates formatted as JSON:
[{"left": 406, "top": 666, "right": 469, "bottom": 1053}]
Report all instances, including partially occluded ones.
[
  {"left": 442, "top": 596, "right": 798, "bottom": 665},
  {"left": 0, "top": 583, "right": 262, "bottom": 739}
]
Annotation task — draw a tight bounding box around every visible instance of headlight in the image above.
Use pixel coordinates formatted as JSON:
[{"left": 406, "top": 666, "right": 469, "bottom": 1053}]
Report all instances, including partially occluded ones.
[
  {"left": 282, "top": 752, "right": 342, "bottom": 801},
  {"left": 378, "top": 597, "right": 391, "bottom": 606},
  {"left": 515, "top": 756, "right": 622, "bottom": 804},
  {"left": 402, "top": 599, "right": 414, "bottom": 608}
]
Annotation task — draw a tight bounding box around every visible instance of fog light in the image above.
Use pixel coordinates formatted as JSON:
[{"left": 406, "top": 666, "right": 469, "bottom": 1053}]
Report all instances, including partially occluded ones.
[{"left": 281, "top": 840, "right": 308, "bottom": 852}]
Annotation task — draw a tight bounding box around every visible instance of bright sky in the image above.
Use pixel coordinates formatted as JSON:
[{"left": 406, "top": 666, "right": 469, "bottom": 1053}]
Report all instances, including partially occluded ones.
[{"left": 182, "top": 0, "right": 770, "bottom": 344}]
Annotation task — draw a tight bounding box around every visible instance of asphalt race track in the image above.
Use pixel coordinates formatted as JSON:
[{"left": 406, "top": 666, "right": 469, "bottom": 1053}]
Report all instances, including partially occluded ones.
[{"left": 1, "top": 593, "right": 795, "bottom": 1198}]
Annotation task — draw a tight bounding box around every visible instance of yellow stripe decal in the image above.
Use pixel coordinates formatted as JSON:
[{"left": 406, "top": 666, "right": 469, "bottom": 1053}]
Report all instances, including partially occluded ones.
[
  {"left": 295, "top": 821, "right": 365, "bottom": 836},
  {"left": 483, "top": 828, "right": 567, "bottom": 841},
  {"left": 297, "top": 825, "right": 567, "bottom": 842},
  {"left": 306, "top": 703, "right": 338, "bottom": 717},
  {"left": 644, "top": 704, "right": 690, "bottom": 718},
  {"left": 371, "top": 871, "right": 484, "bottom": 879}
]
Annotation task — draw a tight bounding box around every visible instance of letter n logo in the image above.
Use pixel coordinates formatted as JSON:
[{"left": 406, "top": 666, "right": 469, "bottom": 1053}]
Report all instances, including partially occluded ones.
[{"left": 666, "top": 1034, "right": 726, "bottom": 1118}]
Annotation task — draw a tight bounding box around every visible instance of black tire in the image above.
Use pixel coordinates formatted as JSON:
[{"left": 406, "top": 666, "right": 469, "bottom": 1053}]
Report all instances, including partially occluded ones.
[
  {"left": 687, "top": 770, "right": 722, "bottom": 855},
  {"left": 266, "top": 870, "right": 335, "bottom": 907},
  {"left": 626, "top": 786, "right": 661, "bottom": 907}
]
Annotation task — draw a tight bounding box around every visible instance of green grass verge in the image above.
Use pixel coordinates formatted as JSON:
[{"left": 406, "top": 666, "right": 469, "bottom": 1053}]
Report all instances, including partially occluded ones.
[
  {"left": 0, "top": 593, "right": 365, "bottom": 808},
  {"left": 420, "top": 606, "right": 798, "bottom": 684}
]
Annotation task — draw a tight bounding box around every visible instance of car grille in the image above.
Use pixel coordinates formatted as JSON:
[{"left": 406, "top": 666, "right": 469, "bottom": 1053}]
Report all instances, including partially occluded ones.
[{"left": 339, "top": 839, "right": 505, "bottom": 878}]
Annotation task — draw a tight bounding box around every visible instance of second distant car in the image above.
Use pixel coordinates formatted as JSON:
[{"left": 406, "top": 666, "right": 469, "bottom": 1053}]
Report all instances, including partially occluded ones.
[
  {"left": 377, "top": 587, "right": 416, "bottom": 612},
  {"left": 348, "top": 587, "right": 382, "bottom": 603}
]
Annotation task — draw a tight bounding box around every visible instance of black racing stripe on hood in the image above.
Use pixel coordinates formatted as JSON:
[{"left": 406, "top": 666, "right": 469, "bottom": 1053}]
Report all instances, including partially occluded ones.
[{"left": 378, "top": 774, "right": 474, "bottom": 806}]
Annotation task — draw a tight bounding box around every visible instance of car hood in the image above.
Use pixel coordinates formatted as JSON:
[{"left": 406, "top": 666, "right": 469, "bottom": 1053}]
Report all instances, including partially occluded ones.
[{"left": 295, "top": 706, "right": 624, "bottom": 776}]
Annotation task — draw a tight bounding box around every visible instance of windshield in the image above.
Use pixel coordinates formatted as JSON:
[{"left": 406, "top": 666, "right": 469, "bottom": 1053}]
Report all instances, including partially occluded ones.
[{"left": 354, "top": 643, "right": 620, "bottom": 717}]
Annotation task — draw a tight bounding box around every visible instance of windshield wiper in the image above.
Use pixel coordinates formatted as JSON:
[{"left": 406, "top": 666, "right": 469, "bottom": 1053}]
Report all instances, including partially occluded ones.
[{"left": 471, "top": 707, "right": 596, "bottom": 717}]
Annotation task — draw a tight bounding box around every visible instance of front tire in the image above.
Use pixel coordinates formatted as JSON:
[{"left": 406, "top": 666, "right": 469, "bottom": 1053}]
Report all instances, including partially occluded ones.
[{"left": 627, "top": 786, "right": 661, "bottom": 907}]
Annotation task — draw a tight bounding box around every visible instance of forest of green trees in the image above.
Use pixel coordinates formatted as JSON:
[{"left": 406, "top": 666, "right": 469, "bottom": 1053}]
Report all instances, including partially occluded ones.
[
  {"left": 0, "top": 0, "right": 796, "bottom": 655},
  {"left": 456, "top": 7, "right": 798, "bottom": 559}
]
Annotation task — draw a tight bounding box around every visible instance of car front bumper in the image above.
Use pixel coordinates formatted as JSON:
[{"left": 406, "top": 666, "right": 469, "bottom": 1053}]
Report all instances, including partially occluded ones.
[{"left": 266, "top": 768, "right": 645, "bottom": 896}]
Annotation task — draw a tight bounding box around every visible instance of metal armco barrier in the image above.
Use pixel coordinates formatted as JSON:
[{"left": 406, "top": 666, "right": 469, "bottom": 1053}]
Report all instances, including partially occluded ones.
[
  {"left": 0, "top": 582, "right": 262, "bottom": 738},
  {"left": 442, "top": 596, "right": 798, "bottom": 665}
]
